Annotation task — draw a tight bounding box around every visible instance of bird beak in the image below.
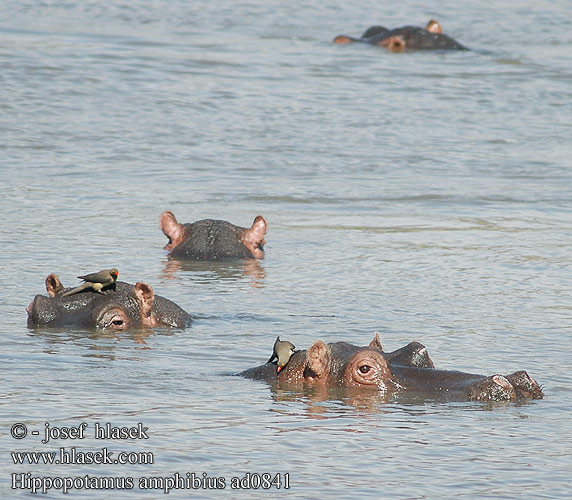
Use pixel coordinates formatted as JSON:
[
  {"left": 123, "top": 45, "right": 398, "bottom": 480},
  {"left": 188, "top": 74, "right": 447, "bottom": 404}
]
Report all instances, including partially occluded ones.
[{"left": 276, "top": 366, "right": 282, "bottom": 373}]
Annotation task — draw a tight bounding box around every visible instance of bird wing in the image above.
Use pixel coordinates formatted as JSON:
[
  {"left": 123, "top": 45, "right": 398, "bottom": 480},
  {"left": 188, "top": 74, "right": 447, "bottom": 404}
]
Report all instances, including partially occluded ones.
[{"left": 78, "top": 271, "right": 108, "bottom": 283}]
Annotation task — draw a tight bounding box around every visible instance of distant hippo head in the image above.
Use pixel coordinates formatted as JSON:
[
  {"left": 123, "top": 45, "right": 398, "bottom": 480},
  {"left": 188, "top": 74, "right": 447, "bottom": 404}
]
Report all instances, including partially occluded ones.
[
  {"left": 27, "top": 274, "right": 191, "bottom": 330},
  {"left": 160, "top": 211, "right": 267, "bottom": 260},
  {"left": 333, "top": 19, "right": 468, "bottom": 52}
]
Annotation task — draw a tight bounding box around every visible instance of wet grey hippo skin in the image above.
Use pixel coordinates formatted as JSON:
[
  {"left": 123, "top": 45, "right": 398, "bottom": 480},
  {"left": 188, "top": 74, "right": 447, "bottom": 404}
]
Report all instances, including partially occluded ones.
[
  {"left": 239, "top": 335, "right": 543, "bottom": 402},
  {"left": 334, "top": 19, "right": 468, "bottom": 52},
  {"left": 27, "top": 274, "right": 191, "bottom": 330},
  {"left": 160, "top": 211, "right": 267, "bottom": 261}
]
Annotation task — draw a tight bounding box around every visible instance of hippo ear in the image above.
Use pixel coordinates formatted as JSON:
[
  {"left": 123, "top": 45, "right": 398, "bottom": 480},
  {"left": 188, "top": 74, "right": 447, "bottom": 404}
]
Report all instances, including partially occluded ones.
[
  {"left": 425, "top": 19, "right": 442, "bottom": 33},
  {"left": 305, "top": 340, "right": 331, "bottom": 380},
  {"left": 333, "top": 35, "right": 354, "bottom": 44},
  {"left": 133, "top": 282, "right": 155, "bottom": 323},
  {"left": 241, "top": 216, "right": 267, "bottom": 258},
  {"left": 160, "top": 211, "right": 186, "bottom": 251},
  {"left": 45, "top": 274, "right": 64, "bottom": 297},
  {"left": 248, "top": 216, "right": 267, "bottom": 242},
  {"left": 369, "top": 332, "right": 383, "bottom": 351}
]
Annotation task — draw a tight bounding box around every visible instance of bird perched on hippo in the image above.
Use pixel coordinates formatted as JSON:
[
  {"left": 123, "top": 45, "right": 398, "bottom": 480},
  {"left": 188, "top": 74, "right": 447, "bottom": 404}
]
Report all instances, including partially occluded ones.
[
  {"left": 334, "top": 19, "right": 468, "bottom": 52},
  {"left": 267, "top": 336, "right": 297, "bottom": 373},
  {"left": 61, "top": 268, "right": 119, "bottom": 297}
]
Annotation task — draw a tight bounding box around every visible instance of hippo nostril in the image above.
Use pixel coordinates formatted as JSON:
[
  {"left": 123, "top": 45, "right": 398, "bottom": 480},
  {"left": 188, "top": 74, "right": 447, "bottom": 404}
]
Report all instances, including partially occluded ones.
[{"left": 492, "top": 375, "right": 513, "bottom": 390}]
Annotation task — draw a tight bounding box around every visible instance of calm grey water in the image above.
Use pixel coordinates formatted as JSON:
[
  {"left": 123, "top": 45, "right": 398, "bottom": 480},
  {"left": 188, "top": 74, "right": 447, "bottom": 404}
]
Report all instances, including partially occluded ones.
[{"left": 1, "top": 0, "right": 571, "bottom": 498}]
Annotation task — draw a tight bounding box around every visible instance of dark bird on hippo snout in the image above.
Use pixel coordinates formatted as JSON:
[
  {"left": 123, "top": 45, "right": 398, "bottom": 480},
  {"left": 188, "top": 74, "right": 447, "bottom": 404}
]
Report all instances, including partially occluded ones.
[{"left": 61, "top": 268, "right": 119, "bottom": 297}]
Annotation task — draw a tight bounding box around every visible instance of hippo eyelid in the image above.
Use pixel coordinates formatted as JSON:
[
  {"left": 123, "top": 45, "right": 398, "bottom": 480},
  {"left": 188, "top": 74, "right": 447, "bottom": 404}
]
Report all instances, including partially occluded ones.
[
  {"left": 97, "top": 307, "right": 129, "bottom": 330},
  {"left": 105, "top": 316, "right": 127, "bottom": 329}
]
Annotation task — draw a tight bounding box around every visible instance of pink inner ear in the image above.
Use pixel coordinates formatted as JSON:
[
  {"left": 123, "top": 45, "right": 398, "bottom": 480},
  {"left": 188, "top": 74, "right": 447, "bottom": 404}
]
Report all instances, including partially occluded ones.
[
  {"left": 133, "top": 282, "right": 156, "bottom": 325},
  {"left": 160, "top": 211, "right": 185, "bottom": 251},
  {"left": 306, "top": 340, "right": 330, "bottom": 379},
  {"left": 250, "top": 215, "right": 267, "bottom": 241},
  {"left": 492, "top": 375, "right": 513, "bottom": 390},
  {"left": 45, "top": 274, "right": 63, "bottom": 297},
  {"left": 242, "top": 215, "right": 267, "bottom": 258},
  {"left": 425, "top": 20, "right": 442, "bottom": 33}
]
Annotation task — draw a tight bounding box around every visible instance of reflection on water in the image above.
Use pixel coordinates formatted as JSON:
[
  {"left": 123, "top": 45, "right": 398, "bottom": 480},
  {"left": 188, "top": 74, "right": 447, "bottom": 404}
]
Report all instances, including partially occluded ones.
[
  {"left": 160, "top": 257, "right": 266, "bottom": 287},
  {"left": 245, "top": 376, "right": 541, "bottom": 419},
  {"left": 270, "top": 385, "right": 392, "bottom": 418},
  {"left": 27, "top": 327, "right": 179, "bottom": 351}
]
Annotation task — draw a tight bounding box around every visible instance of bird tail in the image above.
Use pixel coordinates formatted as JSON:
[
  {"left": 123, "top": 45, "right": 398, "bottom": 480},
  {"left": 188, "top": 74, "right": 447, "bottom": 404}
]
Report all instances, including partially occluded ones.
[{"left": 61, "top": 283, "right": 90, "bottom": 297}]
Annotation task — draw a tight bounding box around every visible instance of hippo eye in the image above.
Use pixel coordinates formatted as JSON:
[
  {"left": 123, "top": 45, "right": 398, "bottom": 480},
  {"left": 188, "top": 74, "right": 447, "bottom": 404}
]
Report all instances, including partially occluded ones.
[
  {"left": 97, "top": 308, "right": 128, "bottom": 330},
  {"left": 359, "top": 365, "right": 372, "bottom": 374}
]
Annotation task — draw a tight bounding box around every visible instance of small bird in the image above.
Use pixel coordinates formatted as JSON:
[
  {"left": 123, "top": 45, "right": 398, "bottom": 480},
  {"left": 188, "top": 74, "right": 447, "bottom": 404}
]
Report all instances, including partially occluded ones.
[
  {"left": 267, "top": 336, "right": 296, "bottom": 373},
  {"left": 61, "top": 268, "right": 119, "bottom": 297}
]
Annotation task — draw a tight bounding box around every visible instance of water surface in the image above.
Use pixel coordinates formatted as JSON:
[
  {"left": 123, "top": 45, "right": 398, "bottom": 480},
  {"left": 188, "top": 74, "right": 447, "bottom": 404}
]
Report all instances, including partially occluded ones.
[{"left": 1, "top": 1, "right": 571, "bottom": 498}]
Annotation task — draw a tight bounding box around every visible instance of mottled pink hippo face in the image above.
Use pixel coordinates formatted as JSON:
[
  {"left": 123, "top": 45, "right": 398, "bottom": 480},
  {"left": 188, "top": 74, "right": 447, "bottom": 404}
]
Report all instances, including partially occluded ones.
[
  {"left": 289, "top": 340, "right": 395, "bottom": 392},
  {"left": 342, "top": 349, "right": 393, "bottom": 390}
]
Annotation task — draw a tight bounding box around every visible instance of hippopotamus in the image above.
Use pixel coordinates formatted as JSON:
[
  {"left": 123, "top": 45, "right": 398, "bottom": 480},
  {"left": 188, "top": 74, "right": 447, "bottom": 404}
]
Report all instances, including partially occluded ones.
[
  {"left": 27, "top": 274, "right": 191, "bottom": 330},
  {"left": 240, "top": 335, "right": 543, "bottom": 402},
  {"left": 241, "top": 333, "right": 434, "bottom": 381},
  {"left": 334, "top": 19, "right": 468, "bottom": 52},
  {"left": 160, "top": 211, "right": 267, "bottom": 260}
]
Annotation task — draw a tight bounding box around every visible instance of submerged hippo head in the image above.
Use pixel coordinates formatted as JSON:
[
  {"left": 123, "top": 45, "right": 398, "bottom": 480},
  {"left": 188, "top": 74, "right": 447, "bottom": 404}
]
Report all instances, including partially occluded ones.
[
  {"left": 27, "top": 274, "right": 191, "bottom": 330},
  {"left": 334, "top": 19, "right": 468, "bottom": 52},
  {"left": 240, "top": 334, "right": 435, "bottom": 386},
  {"left": 160, "top": 211, "right": 267, "bottom": 260},
  {"left": 241, "top": 335, "right": 543, "bottom": 402}
]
